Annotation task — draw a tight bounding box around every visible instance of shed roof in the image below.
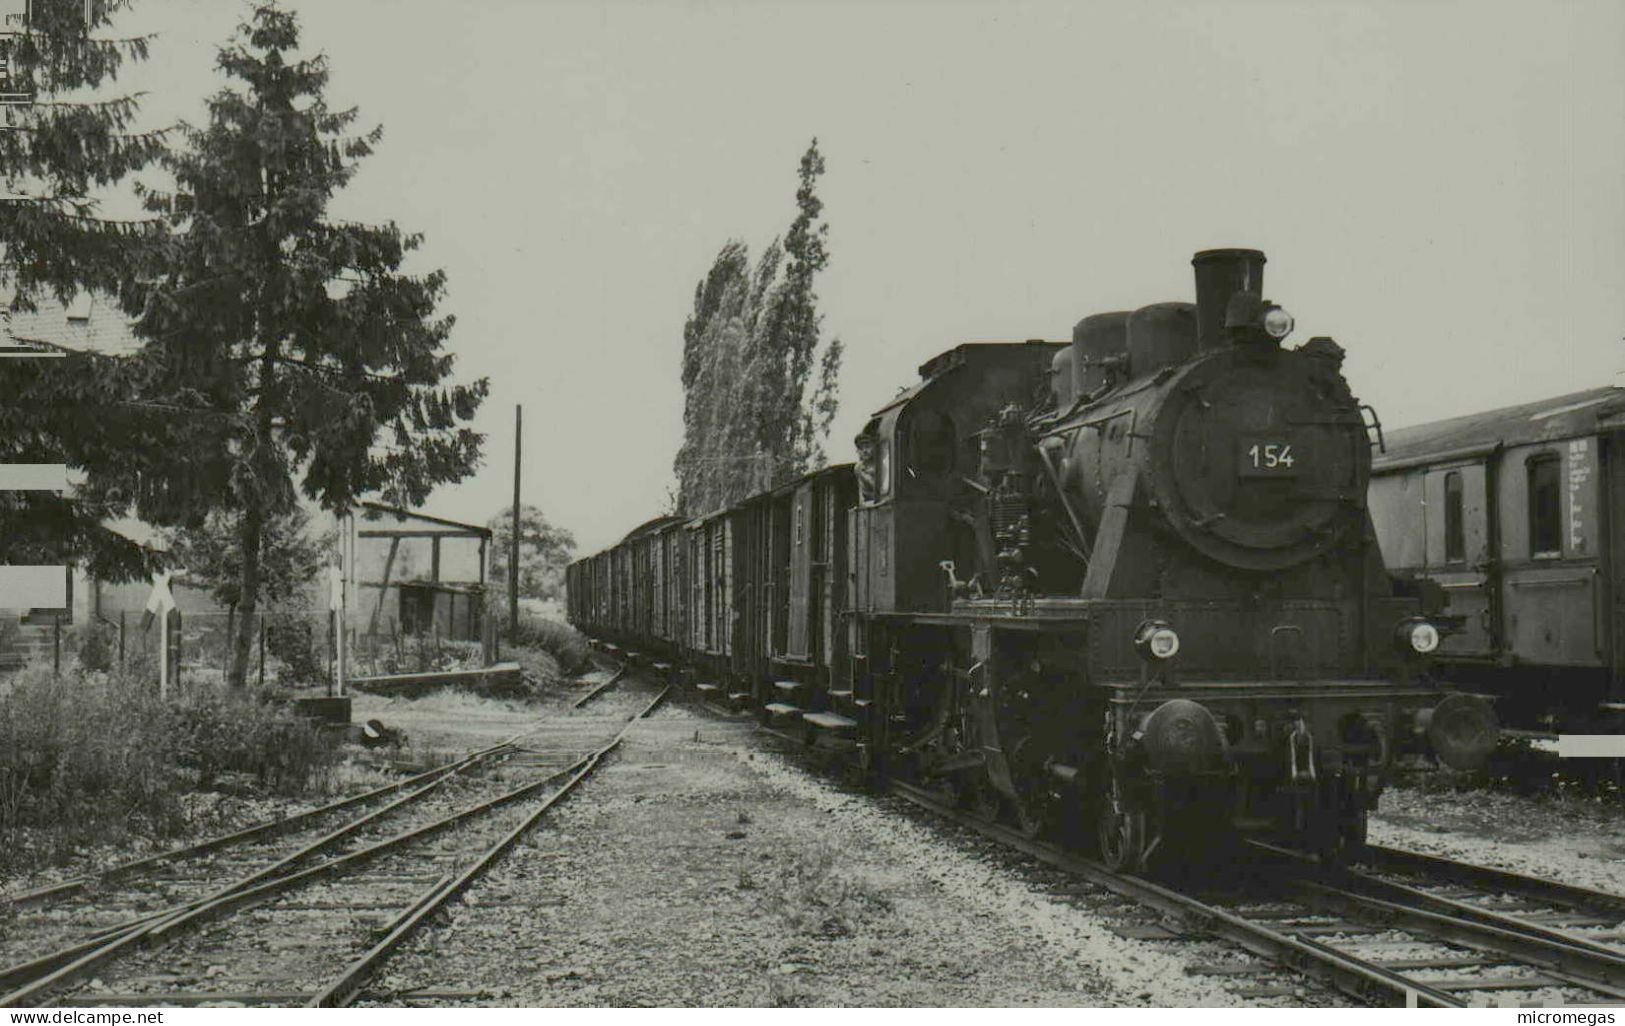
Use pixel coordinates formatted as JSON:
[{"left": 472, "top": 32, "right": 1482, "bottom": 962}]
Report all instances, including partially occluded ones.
[
  {"left": 359, "top": 501, "right": 491, "bottom": 537},
  {"left": 1375, "top": 386, "right": 1625, "bottom": 472}
]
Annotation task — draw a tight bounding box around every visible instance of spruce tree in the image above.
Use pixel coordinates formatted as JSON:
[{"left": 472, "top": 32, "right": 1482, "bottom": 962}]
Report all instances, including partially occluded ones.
[
  {"left": 124, "top": 4, "right": 486, "bottom": 686},
  {"left": 0, "top": 0, "right": 172, "bottom": 583}
]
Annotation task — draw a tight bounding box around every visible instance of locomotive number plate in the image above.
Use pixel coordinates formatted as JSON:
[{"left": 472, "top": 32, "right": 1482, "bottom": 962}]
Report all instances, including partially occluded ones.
[{"left": 1239, "top": 438, "right": 1299, "bottom": 476}]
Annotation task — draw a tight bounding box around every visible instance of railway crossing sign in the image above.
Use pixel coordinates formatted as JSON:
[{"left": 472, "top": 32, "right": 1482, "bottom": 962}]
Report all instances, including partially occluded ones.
[{"left": 143, "top": 571, "right": 178, "bottom": 697}]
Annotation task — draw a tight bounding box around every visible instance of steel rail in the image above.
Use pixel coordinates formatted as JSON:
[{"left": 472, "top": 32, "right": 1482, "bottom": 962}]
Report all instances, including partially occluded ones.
[
  {"left": 1291, "top": 879, "right": 1625, "bottom": 999},
  {"left": 2, "top": 703, "right": 575, "bottom": 911},
  {"left": 0, "top": 749, "right": 594, "bottom": 1007},
  {"left": 0, "top": 741, "right": 521, "bottom": 992},
  {"left": 1, "top": 747, "right": 500, "bottom": 910},
  {"left": 1, "top": 682, "right": 667, "bottom": 1009},
  {"left": 1366, "top": 844, "right": 1625, "bottom": 916},
  {"left": 309, "top": 684, "right": 668, "bottom": 1007},
  {"left": 571, "top": 665, "right": 628, "bottom": 709},
  {"left": 703, "top": 680, "right": 1625, "bottom": 1006},
  {"left": 884, "top": 779, "right": 1463, "bottom": 1007},
  {"left": 0, "top": 747, "right": 519, "bottom": 993},
  {"left": 1248, "top": 839, "right": 1625, "bottom": 965}
]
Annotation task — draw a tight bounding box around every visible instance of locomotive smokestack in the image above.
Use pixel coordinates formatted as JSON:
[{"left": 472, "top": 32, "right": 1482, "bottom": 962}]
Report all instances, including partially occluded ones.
[{"left": 1192, "top": 248, "right": 1267, "bottom": 351}]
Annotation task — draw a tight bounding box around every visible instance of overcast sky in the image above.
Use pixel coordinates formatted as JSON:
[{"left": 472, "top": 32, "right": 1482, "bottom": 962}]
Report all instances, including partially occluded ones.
[{"left": 117, "top": 0, "right": 1625, "bottom": 554}]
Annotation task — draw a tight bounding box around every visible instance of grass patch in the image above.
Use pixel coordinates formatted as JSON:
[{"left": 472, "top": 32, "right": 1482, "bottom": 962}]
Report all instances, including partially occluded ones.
[{"left": 0, "top": 664, "right": 339, "bottom": 870}]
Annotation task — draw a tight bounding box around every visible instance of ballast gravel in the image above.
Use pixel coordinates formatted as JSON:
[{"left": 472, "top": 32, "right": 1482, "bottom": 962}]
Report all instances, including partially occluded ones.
[
  {"left": 358, "top": 702, "right": 1240, "bottom": 1007},
  {"left": 1372, "top": 783, "right": 1625, "bottom": 896}
]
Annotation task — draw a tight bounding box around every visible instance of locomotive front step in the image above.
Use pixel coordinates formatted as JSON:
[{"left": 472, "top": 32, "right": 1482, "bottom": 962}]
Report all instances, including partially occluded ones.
[
  {"left": 763, "top": 701, "right": 803, "bottom": 724},
  {"left": 802, "top": 710, "right": 857, "bottom": 734}
]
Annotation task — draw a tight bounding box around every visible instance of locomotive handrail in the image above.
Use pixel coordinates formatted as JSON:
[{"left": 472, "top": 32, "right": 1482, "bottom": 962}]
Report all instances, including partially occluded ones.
[{"left": 1359, "top": 404, "right": 1386, "bottom": 453}]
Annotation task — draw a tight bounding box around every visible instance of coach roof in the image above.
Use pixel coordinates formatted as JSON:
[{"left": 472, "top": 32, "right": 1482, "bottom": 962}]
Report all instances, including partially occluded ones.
[{"left": 1375, "top": 386, "right": 1625, "bottom": 473}]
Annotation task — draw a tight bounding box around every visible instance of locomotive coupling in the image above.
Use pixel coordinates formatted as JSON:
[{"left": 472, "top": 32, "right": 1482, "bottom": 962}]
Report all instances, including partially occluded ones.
[{"left": 1418, "top": 692, "right": 1500, "bottom": 771}]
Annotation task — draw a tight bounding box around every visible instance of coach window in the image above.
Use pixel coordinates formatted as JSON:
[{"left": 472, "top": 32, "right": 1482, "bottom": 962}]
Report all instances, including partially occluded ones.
[
  {"left": 1444, "top": 471, "right": 1464, "bottom": 564},
  {"left": 1527, "top": 454, "right": 1562, "bottom": 558}
]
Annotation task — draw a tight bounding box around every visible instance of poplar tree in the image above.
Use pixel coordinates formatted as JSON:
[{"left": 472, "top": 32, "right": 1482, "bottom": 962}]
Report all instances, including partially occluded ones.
[
  {"left": 673, "top": 140, "right": 842, "bottom": 514},
  {"left": 125, "top": 4, "right": 486, "bottom": 686},
  {"left": 0, "top": 0, "right": 171, "bottom": 581}
]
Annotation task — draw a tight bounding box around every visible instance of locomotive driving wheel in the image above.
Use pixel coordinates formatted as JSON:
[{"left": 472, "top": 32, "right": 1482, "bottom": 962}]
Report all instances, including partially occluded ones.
[
  {"left": 1097, "top": 804, "right": 1145, "bottom": 872},
  {"left": 1097, "top": 779, "right": 1148, "bottom": 872}
]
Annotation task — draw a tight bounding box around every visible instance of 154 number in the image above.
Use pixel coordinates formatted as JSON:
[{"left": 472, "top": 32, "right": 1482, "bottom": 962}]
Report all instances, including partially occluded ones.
[{"left": 1247, "top": 443, "right": 1294, "bottom": 469}]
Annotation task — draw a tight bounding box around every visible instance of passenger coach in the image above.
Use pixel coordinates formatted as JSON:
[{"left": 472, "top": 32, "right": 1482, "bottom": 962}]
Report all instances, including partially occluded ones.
[{"left": 1369, "top": 386, "right": 1625, "bottom": 730}]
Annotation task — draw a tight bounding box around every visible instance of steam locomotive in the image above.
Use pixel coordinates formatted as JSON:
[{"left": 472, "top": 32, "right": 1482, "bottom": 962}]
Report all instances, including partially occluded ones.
[{"left": 568, "top": 248, "right": 1499, "bottom": 869}]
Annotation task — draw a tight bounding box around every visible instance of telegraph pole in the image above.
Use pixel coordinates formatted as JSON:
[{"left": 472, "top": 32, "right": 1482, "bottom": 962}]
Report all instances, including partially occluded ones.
[{"left": 509, "top": 404, "right": 521, "bottom": 634}]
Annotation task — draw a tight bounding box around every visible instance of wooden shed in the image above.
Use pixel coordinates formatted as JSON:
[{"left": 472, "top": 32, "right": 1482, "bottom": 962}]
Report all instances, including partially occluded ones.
[{"left": 355, "top": 503, "right": 490, "bottom": 644}]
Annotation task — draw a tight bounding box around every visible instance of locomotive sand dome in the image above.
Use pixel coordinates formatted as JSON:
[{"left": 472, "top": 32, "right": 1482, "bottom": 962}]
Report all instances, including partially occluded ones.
[{"left": 568, "top": 246, "right": 1501, "bottom": 874}]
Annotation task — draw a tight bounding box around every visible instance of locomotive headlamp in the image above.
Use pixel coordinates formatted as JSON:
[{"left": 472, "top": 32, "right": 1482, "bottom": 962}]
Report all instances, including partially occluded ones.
[
  {"left": 1134, "top": 619, "right": 1181, "bottom": 661},
  {"left": 1261, "top": 305, "right": 1294, "bottom": 340},
  {"left": 1396, "top": 617, "right": 1441, "bottom": 655}
]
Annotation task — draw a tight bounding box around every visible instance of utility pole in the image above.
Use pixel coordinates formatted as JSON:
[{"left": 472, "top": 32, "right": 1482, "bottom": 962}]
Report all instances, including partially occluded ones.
[{"left": 510, "top": 404, "right": 521, "bottom": 634}]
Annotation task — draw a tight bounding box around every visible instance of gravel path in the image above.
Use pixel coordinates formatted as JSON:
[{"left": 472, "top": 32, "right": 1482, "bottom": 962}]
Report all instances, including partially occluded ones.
[{"left": 360, "top": 701, "right": 1248, "bottom": 1007}]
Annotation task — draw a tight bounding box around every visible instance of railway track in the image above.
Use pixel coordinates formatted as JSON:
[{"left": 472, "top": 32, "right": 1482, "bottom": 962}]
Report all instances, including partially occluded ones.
[
  {"left": 0, "top": 667, "right": 660, "bottom": 1009},
  {"left": 884, "top": 781, "right": 1625, "bottom": 1007},
  {"left": 660, "top": 663, "right": 1625, "bottom": 1008}
]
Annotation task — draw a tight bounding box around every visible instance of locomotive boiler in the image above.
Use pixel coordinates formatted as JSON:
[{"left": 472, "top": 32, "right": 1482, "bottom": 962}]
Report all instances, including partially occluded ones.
[{"left": 569, "top": 247, "right": 1501, "bottom": 870}]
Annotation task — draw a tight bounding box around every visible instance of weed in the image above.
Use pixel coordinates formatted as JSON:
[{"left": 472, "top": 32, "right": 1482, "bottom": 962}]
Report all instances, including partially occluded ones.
[
  {"left": 754, "top": 842, "right": 893, "bottom": 938},
  {"left": 0, "top": 663, "right": 338, "bottom": 870}
]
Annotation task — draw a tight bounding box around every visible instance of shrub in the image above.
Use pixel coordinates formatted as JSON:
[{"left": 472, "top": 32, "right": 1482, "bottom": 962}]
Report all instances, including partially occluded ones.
[
  {"left": 507, "top": 615, "right": 591, "bottom": 672},
  {"left": 264, "top": 611, "right": 329, "bottom": 686},
  {"left": 0, "top": 665, "right": 337, "bottom": 864},
  {"left": 75, "top": 619, "right": 116, "bottom": 673},
  {"left": 167, "top": 685, "right": 337, "bottom": 792}
]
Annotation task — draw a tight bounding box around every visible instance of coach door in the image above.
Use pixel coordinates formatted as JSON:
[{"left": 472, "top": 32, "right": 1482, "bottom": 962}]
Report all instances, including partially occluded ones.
[
  {"left": 1499, "top": 439, "right": 1602, "bottom": 669},
  {"left": 1423, "top": 461, "right": 1497, "bottom": 658},
  {"left": 1603, "top": 433, "right": 1625, "bottom": 699}
]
